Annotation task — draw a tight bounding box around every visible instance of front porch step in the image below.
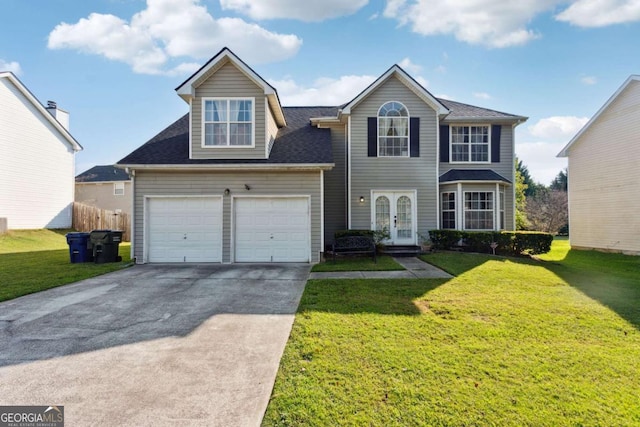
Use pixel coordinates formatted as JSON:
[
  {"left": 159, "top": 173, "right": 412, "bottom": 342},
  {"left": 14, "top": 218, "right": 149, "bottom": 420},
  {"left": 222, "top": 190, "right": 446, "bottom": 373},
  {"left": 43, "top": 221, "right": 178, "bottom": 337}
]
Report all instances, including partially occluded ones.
[{"left": 380, "top": 245, "right": 423, "bottom": 257}]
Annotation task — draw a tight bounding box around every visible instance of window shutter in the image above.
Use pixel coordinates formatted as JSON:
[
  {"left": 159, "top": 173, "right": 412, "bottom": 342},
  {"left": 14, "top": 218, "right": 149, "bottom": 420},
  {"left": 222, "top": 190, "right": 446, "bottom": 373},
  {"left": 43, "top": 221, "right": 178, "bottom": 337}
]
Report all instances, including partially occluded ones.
[
  {"left": 491, "top": 125, "right": 501, "bottom": 163},
  {"left": 410, "top": 117, "right": 420, "bottom": 157},
  {"left": 439, "top": 125, "right": 449, "bottom": 162},
  {"left": 368, "top": 117, "right": 377, "bottom": 157}
]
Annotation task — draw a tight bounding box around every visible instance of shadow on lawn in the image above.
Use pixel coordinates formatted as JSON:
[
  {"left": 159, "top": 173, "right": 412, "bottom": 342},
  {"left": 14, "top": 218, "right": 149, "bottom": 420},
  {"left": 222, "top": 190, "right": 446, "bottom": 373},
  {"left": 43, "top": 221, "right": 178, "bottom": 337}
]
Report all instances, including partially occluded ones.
[
  {"left": 423, "top": 249, "right": 640, "bottom": 331},
  {"left": 541, "top": 249, "right": 640, "bottom": 330},
  {"left": 302, "top": 278, "right": 450, "bottom": 316}
]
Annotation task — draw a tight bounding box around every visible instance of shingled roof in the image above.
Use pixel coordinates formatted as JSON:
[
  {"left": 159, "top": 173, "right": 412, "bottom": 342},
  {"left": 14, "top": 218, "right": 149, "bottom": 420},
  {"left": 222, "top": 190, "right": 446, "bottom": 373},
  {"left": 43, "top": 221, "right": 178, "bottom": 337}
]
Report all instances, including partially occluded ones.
[
  {"left": 118, "top": 106, "right": 337, "bottom": 166},
  {"left": 76, "top": 165, "right": 130, "bottom": 182},
  {"left": 439, "top": 169, "right": 511, "bottom": 184},
  {"left": 438, "top": 98, "right": 524, "bottom": 120}
]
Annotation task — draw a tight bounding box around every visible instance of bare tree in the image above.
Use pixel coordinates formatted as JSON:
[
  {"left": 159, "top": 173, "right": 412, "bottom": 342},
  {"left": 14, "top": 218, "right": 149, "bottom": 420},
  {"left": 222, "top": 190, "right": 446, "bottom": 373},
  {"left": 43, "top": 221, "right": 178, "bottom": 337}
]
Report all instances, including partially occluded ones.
[{"left": 525, "top": 189, "right": 568, "bottom": 233}]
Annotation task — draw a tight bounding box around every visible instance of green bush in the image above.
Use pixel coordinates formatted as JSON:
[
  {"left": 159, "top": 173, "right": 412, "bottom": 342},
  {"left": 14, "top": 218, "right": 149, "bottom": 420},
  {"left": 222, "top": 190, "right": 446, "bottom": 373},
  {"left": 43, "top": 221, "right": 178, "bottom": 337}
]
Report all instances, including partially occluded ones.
[
  {"left": 428, "top": 230, "right": 553, "bottom": 256},
  {"left": 334, "top": 230, "right": 374, "bottom": 238}
]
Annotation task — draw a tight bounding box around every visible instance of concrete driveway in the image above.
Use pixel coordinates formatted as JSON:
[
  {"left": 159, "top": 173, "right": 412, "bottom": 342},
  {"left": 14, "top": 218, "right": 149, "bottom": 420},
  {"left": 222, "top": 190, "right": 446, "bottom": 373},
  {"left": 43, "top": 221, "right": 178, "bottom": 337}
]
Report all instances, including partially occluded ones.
[{"left": 0, "top": 264, "right": 309, "bottom": 426}]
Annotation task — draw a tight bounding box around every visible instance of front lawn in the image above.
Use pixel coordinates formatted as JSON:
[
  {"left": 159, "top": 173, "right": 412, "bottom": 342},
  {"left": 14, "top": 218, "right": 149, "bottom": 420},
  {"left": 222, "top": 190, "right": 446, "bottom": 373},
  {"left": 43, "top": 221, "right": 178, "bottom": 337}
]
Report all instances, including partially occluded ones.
[
  {"left": 263, "top": 241, "right": 640, "bottom": 426},
  {"left": 0, "top": 229, "right": 132, "bottom": 302},
  {"left": 311, "top": 255, "right": 404, "bottom": 272}
]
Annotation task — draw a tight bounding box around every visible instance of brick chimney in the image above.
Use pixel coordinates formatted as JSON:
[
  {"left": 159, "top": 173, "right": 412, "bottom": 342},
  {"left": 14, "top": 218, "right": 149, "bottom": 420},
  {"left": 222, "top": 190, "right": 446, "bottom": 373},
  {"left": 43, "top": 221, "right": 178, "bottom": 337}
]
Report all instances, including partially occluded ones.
[{"left": 46, "top": 100, "right": 70, "bottom": 130}]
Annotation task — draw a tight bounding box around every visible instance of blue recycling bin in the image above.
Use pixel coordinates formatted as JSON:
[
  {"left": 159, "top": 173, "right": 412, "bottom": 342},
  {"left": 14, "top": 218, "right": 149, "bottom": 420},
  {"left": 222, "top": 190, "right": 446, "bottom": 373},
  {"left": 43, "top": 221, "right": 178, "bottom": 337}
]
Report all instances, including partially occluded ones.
[{"left": 66, "top": 232, "right": 92, "bottom": 263}]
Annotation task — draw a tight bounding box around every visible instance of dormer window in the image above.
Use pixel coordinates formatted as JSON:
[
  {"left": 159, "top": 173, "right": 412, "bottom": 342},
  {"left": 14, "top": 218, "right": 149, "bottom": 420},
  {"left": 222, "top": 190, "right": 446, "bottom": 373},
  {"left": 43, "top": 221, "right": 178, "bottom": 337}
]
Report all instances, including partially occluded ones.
[
  {"left": 203, "top": 98, "right": 254, "bottom": 147},
  {"left": 378, "top": 101, "right": 409, "bottom": 157}
]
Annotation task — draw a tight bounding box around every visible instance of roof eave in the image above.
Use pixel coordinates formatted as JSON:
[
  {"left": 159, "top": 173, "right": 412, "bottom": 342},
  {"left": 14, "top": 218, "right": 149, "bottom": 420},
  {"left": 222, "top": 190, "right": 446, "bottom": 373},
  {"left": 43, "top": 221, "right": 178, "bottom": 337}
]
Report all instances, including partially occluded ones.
[
  {"left": 0, "top": 72, "right": 83, "bottom": 152},
  {"left": 174, "top": 47, "right": 286, "bottom": 127},
  {"left": 442, "top": 116, "right": 528, "bottom": 125},
  {"left": 341, "top": 65, "right": 450, "bottom": 116},
  {"left": 440, "top": 179, "right": 512, "bottom": 186},
  {"left": 558, "top": 75, "right": 640, "bottom": 158},
  {"left": 116, "top": 163, "right": 335, "bottom": 171}
]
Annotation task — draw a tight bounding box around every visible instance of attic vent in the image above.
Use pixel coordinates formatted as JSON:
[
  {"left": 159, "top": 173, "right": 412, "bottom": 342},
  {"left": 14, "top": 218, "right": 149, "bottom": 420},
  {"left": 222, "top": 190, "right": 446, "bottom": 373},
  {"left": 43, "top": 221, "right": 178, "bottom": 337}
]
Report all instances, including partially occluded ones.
[{"left": 47, "top": 100, "right": 57, "bottom": 109}]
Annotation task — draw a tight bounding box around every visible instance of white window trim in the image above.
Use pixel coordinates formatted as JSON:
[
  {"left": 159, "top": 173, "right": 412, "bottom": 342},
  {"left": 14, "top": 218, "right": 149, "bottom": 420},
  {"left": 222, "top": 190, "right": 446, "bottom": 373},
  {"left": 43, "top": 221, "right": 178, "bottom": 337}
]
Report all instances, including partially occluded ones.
[
  {"left": 440, "top": 192, "right": 456, "bottom": 230},
  {"left": 114, "top": 182, "right": 125, "bottom": 196},
  {"left": 463, "top": 191, "right": 495, "bottom": 231},
  {"left": 377, "top": 101, "right": 410, "bottom": 158},
  {"left": 201, "top": 97, "right": 255, "bottom": 148},
  {"left": 449, "top": 124, "right": 491, "bottom": 164}
]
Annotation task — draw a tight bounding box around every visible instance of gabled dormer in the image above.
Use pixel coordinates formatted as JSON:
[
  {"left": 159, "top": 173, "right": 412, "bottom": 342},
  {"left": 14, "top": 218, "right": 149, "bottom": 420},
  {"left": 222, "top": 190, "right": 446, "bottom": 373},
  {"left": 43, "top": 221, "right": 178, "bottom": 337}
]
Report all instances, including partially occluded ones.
[{"left": 175, "top": 47, "right": 286, "bottom": 160}]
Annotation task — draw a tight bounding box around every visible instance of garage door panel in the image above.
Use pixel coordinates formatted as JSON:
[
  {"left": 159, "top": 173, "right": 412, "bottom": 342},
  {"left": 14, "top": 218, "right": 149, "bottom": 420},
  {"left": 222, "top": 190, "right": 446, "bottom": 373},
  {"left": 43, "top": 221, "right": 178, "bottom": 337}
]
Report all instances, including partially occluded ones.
[
  {"left": 234, "top": 197, "right": 309, "bottom": 263},
  {"left": 147, "top": 197, "right": 222, "bottom": 263}
]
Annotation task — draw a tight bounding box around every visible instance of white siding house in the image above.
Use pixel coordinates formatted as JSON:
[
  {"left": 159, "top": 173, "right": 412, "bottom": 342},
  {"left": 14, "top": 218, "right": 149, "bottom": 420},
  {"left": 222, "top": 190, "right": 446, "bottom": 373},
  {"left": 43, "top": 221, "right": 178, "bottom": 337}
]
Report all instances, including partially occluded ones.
[
  {"left": 0, "top": 72, "right": 82, "bottom": 229},
  {"left": 558, "top": 75, "right": 640, "bottom": 255}
]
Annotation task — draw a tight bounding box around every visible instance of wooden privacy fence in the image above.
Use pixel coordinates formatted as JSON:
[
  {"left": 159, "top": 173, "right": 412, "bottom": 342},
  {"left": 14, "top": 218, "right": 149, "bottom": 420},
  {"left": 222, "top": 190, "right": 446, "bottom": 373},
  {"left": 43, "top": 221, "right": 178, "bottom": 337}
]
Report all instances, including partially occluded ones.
[{"left": 72, "top": 202, "right": 131, "bottom": 241}]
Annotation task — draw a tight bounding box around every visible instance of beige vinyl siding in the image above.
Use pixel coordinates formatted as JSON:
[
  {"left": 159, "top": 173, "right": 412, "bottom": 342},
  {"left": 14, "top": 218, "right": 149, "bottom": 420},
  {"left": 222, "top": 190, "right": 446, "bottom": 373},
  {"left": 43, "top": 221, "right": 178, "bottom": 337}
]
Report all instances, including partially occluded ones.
[
  {"left": 133, "top": 170, "right": 322, "bottom": 262},
  {"left": 439, "top": 123, "right": 516, "bottom": 230},
  {"left": 323, "top": 123, "right": 347, "bottom": 244},
  {"left": 266, "top": 103, "right": 278, "bottom": 157},
  {"left": 191, "top": 62, "right": 266, "bottom": 159},
  {"left": 567, "top": 80, "right": 640, "bottom": 254},
  {"left": 75, "top": 182, "right": 132, "bottom": 214},
  {"left": 350, "top": 76, "right": 438, "bottom": 238},
  {"left": 0, "top": 77, "right": 76, "bottom": 229}
]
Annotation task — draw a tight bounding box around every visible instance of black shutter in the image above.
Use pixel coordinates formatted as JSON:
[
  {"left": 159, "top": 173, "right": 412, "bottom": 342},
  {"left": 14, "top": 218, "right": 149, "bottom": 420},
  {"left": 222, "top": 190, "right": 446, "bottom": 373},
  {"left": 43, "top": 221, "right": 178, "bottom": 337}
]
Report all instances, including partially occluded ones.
[
  {"left": 491, "top": 125, "right": 501, "bottom": 163},
  {"left": 439, "top": 125, "right": 449, "bottom": 162},
  {"left": 367, "top": 117, "right": 377, "bottom": 157},
  {"left": 410, "top": 117, "right": 419, "bottom": 157}
]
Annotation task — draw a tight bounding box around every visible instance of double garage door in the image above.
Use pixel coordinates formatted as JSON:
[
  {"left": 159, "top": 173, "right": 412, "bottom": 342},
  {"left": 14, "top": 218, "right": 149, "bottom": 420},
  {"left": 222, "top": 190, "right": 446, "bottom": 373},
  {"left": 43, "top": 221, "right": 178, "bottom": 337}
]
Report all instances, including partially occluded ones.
[{"left": 147, "top": 197, "right": 309, "bottom": 263}]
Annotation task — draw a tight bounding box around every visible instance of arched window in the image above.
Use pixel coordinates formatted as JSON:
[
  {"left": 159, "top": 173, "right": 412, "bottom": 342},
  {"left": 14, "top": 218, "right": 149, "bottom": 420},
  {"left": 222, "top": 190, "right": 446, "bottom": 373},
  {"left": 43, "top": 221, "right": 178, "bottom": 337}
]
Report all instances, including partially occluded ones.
[{"left": 378, "top": 101, "right": 409, "bottom": 157}]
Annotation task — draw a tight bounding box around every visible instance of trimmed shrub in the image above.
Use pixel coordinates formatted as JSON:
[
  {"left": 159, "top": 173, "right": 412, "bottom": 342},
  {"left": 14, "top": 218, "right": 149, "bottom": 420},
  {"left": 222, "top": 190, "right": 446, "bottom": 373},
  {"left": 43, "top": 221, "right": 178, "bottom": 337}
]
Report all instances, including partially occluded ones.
[
  {"left": 428, "top": 230, "right": 553, "bottom": 256},
  {"left": 335, "top": 230, "right": 374, "bottom": 238}
]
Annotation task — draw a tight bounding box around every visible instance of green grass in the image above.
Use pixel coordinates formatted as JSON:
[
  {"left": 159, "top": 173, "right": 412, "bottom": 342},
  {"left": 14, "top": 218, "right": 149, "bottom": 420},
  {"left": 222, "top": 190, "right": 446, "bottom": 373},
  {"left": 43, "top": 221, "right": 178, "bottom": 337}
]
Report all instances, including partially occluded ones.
[
  {"left": 263, "top": 240, "right": 640, "bottom": 426},
  {"left": 311, "top": 255, "right": 404, "bottom": 272},
  {"left": 0, "top": 229, "right": 132, "bottom": 302}
]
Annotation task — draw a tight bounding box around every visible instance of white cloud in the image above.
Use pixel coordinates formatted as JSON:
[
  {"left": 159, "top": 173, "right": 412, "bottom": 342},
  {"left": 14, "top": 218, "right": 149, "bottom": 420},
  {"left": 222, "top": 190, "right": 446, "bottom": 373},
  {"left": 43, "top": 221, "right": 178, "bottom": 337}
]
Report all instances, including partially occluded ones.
[
  {"left": 556, "top": 0, "right": 640, "bottom": 27},
  {"left": 0, "top": 59, "right": 21, "bottom": 75},
  {"left": 269, "top": 74, "right": 377, "bottom": 105},
  {"left": 220, "top": 0, "right": 369, "bottom": 21},
  {"left": 383, "top": 0, "right": 559, "bottom": 48},
  {"left": 47, "top": 0, "right": 302, "bottom": 75},
  {"left": 473, "top": 92, "right": 492, "bottom": 100},
  {"left": 516, "top": 140, "right": 568, "bottom": 185},
  {"left": 580, "top": 75, "right": 597, "bottom": 85},
  {"left": 398, "top": 57, "right": 422, "bottom": 74},
  {"left": 528, "top": 116, "right": 589, "bottom": 140}
]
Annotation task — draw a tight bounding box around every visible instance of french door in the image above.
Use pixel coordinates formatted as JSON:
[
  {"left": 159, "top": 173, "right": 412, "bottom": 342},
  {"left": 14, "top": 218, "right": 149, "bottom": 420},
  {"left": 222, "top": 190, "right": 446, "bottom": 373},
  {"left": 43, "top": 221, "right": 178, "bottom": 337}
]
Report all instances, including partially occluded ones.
[{"left": 372, "top": 191, "right": 416, "bottom": 245}]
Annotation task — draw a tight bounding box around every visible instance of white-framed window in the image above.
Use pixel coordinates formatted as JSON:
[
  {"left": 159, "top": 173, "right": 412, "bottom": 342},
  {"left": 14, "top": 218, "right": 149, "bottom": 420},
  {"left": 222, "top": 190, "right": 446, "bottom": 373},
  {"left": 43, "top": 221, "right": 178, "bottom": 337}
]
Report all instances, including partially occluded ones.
[
  {"left": 114, "top": 182, "right": 125, "bottom": 196},
  {"left": 499, "top": 188, "right": 505, "bottom": 230},
  {"left": 451, "top": 125, "right": 489, "bottom": 162},
  {"left": 464, "top": 192, "right": 494, "bottom": 230},
  {"left": 441, "top": 192, "right": 456, "bottom": 229},
  {"left": 203, "top": 98, "right": 254, "bottom": 147},
  {"left": 378, "top": 101, "right": 409, "bottom": 157}
]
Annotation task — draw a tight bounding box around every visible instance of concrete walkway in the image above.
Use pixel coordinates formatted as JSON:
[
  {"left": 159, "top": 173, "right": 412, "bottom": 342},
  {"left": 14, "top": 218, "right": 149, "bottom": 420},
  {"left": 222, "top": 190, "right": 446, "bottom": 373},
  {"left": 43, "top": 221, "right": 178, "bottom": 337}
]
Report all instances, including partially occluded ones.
[{"left": 309, "top": 257, "right": 452, "bottom": 279}]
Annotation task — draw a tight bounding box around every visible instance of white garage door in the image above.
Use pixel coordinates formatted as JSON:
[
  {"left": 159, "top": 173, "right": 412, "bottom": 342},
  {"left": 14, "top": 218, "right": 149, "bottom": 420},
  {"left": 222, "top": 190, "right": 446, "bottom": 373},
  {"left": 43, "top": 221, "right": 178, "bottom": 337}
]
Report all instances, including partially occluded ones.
[
  {"left": 147, "top": 197, "right": 222, "bottom": 263},
  {"left": 235, "top": 197, "right": 310, "bottom": 262}
]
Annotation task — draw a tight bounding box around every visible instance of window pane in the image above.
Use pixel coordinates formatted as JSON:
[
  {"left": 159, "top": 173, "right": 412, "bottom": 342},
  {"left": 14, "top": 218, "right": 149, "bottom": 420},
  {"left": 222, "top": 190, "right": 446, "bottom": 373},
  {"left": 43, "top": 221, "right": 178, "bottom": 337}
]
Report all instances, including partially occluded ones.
[
  {"left": 205, "top": 100, "right": 226, "bottom": 122},
  {"left": 230, "top": 123, "right": 252, "bottom": 146},
  {"left": 230, "top": 100, "right": 252, "bottom": 122},
  {"left": 208, "top": 123, "right": 227, "bottom": 146},
  {"left": 375, "top": 196, "right": 390, "bottom": 231}
]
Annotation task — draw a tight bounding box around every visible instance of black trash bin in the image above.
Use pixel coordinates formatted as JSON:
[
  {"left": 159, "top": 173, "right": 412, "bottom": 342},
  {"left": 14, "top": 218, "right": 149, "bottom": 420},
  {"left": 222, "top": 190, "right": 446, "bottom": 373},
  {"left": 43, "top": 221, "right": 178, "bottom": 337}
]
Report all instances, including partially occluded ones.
[
  {"left": 65, "top": 232, "right": 92, "bottom": 263},
  {"left": 90, "top": 230, "right": 123, "bottom": 263}
]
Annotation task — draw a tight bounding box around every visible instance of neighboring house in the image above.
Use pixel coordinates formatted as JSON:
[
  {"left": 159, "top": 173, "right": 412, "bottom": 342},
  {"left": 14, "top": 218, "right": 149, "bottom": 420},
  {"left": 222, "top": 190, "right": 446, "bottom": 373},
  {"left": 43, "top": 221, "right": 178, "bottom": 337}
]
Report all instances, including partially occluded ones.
[
  {"left": 118, "top": 48, "right": 526, "bottom": 264},
  {"left": 0, "top": 72, "right": 82, "bottom": 229},
  {"left": 75, "top": 165, "right": 132, "bottom": 215},
  {"left": 558, "top": 75, "right": 640, "bottom": 255}
]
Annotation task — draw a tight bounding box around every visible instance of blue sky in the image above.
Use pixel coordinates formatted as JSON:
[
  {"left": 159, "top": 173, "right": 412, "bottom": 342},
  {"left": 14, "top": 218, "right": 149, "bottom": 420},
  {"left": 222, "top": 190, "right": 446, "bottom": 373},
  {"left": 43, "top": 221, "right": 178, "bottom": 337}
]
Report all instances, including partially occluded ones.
[{"left": 1, "top": 0, "right": 639, "bottom": 184}]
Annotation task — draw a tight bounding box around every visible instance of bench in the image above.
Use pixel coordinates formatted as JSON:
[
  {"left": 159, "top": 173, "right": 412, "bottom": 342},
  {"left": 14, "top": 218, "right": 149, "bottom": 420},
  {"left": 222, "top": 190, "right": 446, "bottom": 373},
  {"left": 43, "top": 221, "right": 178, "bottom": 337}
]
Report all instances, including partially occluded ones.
[{"left": 329, "top": 236, "right": 377, "bottom": 263}]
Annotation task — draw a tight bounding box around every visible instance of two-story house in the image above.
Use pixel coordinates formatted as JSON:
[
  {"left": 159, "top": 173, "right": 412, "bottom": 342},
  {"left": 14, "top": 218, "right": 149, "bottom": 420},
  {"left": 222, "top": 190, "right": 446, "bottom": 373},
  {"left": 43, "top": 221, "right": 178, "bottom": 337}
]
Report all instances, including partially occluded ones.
[{"left": 117, "top": 48, "right": 526, "bottom": 264}]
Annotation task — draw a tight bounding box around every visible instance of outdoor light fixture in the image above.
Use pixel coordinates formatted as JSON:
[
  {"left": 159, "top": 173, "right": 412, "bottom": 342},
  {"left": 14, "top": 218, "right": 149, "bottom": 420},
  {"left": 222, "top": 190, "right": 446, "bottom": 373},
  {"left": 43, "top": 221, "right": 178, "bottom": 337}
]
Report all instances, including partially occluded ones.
[
  {"left": 359, "top": 196, "right": 365, "bottom": 203},
  {"left": 224, "top": 188, "right": 230, "bottom": 196},
  {"left": 245, "top": 184, "right": 251, "bottom": 190}
]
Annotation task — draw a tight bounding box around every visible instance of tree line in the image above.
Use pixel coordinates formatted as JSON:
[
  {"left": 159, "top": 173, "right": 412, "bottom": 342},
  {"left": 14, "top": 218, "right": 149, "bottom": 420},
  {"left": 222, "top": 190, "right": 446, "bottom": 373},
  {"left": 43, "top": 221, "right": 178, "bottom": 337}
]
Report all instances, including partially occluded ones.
[{"left": 515, "top": 158, "right": 568, "bottom": 234}]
